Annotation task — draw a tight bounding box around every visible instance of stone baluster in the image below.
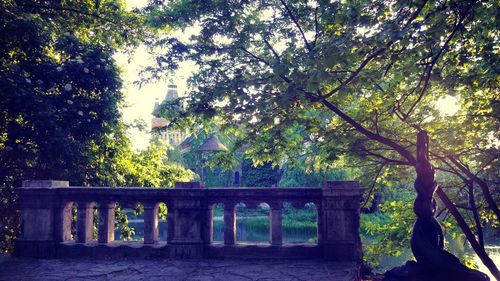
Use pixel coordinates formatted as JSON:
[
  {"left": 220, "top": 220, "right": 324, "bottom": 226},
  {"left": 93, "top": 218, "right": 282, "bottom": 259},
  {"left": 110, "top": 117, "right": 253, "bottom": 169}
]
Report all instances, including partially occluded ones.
[
  {"left": 76, "top": 201, "right": 94, "bottom": 243},
  {"left": 269, "top": 202, "right": 283, "bottom": 245},
  {"left": 143, "top": 202, "right": 159, "bottom": 244},
  {"left": 98, "top": 202, "right": 115, "bottom": 244},
  {"left": 55, "top": 202, "right": 73, "bottom": 242},
  {"left": 321, "top": 181, "right": 363, "bottom": 261},
  {"left": 223, "top": 202, "right": 236, "bottom": 245},
  {"left": 202, "top": 204, "right": 214, "bottom": 244},
  {"left": 316, "top": 204, "right": 323, "bottom": 245}
]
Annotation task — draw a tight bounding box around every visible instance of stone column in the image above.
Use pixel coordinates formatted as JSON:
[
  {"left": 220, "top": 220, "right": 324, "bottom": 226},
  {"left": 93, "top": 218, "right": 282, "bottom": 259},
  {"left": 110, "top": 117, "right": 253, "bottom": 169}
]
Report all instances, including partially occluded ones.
[
  {"left": 169, "top": 182, "right": 206, "bottom": 258},
  {"left": 76, "top": 201, "right": 94, "bottom": 243},
  {"left": 143, "top": 202, "right": 159, "bottom": 244},
  {"left": 55, "top": 202, "right": 73, "bottom": 242},
  {"left": 270, "top": 203, "right": 283, "bottom": 245},
  {"left": 223, "top": 202, "right": 236, "bottom": 245},
  {"left": 201, "top": 204, "right": 214, "bottom": 244},
  {"left": 316, "top": 205, "right": 323, "bottom": 245},
  {"left": 14, "top": 180, "right": 69, "bottom": 258},
  {"left": 321, "top": 181, "right": 363, "bottom": 261},
  {"left": 98, "top": 202, "right": 115, "bottom": 244},
  {"left": 167, "top": 210, "right": 174, "bottom": 244}
]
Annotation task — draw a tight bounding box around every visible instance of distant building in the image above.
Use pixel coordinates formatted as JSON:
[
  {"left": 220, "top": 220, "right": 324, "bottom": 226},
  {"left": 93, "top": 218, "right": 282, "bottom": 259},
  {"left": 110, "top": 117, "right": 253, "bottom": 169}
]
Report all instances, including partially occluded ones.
[
  {"left": 151, "top": 82, "right": 255, "bottom": 187},
  {"left": 151, "top": 82, "right": 187, "bottom": 146}
]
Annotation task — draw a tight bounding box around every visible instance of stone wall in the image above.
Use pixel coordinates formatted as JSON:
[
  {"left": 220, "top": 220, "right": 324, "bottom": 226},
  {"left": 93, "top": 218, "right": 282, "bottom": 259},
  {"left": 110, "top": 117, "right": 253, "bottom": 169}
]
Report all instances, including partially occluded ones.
[{"left": 14, "top": 180, "right": 363, "bottom": 261}]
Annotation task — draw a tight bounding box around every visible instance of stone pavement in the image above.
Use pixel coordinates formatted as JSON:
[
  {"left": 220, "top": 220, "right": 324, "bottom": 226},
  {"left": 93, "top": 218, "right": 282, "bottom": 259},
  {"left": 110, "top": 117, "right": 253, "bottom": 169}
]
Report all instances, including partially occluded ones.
[{"left": 0, "top": 257, "right": 359, "bottom": 281}]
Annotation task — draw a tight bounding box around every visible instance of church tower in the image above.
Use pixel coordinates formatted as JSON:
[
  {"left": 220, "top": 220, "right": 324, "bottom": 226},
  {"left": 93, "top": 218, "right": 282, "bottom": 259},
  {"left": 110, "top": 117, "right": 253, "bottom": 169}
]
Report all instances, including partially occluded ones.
[{"left": 151, "top": 80, "right": 186, "bottom": 146}]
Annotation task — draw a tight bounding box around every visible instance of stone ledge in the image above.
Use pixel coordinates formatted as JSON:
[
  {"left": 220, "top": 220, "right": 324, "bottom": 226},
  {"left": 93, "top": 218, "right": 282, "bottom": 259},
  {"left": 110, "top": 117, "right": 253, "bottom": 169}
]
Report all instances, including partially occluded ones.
[{"left": 21, "top": 180, "right": 69, "bottom": 188}]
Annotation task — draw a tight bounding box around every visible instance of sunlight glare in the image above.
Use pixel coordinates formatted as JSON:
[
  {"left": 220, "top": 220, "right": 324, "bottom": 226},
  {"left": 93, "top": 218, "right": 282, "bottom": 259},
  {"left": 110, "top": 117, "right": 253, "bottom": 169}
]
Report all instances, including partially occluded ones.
[{"left": 435, "top": 95, "right": 459, "bottom": 116}]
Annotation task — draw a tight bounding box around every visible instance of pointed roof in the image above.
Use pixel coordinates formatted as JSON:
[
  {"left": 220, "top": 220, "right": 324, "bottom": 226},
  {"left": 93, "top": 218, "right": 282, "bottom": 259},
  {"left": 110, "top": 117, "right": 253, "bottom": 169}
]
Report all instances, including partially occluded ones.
[{"left": 197, "top": 135, "right": 228, "bottom": 152}]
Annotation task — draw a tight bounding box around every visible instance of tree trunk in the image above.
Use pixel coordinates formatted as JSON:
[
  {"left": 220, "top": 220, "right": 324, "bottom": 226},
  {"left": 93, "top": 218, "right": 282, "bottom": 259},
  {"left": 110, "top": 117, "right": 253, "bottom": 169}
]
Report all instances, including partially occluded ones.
[{"left": 411, "top": 131, "right": 493, "bottom": 281}]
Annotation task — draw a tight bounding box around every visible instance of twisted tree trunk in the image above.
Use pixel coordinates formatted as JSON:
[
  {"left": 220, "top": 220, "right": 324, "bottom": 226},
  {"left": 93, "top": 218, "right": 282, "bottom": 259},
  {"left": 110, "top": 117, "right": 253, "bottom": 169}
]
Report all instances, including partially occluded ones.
[{"left": 410, "top": 131, "right": 490, "bottom": 281}]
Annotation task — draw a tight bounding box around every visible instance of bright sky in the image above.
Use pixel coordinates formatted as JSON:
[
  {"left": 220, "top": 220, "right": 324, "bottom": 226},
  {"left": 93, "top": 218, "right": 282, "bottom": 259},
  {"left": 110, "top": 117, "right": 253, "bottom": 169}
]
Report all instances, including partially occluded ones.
[
  {"left": 115, "top": 45, "right": 194, "bottom": 150},
  {"left": 117, "top": 1, "right": 196, "bottom": 150}
]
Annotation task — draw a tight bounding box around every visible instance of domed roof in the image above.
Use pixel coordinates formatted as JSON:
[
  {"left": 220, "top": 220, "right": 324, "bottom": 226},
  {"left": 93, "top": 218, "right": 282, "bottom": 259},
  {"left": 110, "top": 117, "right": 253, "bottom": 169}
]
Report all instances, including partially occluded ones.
[{"left": 197, "top": 135, "right": 228, "bottom": 152}]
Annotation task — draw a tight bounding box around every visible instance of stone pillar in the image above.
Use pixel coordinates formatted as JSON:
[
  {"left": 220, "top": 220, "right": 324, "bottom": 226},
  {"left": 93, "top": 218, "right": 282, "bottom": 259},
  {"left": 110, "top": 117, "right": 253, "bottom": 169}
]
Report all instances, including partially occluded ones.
[
  {"left": 14, "top": 180, "right": 69, "bottom": 258},
  {"left": 143, "top": 202, "right": 159, "bottom": 244},
  {"left": 223, "top": 202, "right": 236, "bottom": 245},
  {"left": 167, "top": 211, "right": 174, "bottom": 244},
  {"left": 98, "top": 202, "right": 115, "bottom": 244},
  {"left": 55, "top": 202, "right": 73, "bottom": 242},
  {"left": 270, "top": 204, "right": 283, "bottom": 245},
  {"left": 169, "top": 182, "right": 206, "bottom": 258},
  {"left": 316, "top": 205, "right": 323, "bottom": 245},
  {"left": 321, "top": 181, "right": 363, "bottom": 261},
  {"left": 76, "top": 201, "right": 94, "bottom": 243},
  {"left": 201, "top": 204, "right": 214, "bottom": 244}
]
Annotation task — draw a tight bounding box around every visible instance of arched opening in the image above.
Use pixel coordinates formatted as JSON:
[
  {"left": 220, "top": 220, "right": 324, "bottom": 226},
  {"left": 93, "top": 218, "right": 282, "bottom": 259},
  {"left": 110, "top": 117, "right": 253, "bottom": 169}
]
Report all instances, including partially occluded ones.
[
  {"left": 282, "top": 202, "right": 318, "bottom": 244},
  {"left": 158, "top": 202, "right": 168, "bottom": 241},
  {"left": 234, "top": 171, "right": 240, "bottom": 185},
  {"left": 236, "top": 202, "right": 270, "bottom": 243},
  {"left": 212, "top": 203, "right": 224, "bottom": 242},
  {"left": 114, "top": 202, "right": 144, "bottom": 241},
  {"left": 91, "top": 202, "right": 98, "bottom": 241}
]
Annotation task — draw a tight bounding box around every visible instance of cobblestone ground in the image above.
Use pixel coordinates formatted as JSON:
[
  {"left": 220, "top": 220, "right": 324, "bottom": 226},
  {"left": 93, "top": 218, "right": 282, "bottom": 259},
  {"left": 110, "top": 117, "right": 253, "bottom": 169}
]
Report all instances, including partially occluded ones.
[{"left": 0, "top": 258, "right": 359, "bottom": 281}]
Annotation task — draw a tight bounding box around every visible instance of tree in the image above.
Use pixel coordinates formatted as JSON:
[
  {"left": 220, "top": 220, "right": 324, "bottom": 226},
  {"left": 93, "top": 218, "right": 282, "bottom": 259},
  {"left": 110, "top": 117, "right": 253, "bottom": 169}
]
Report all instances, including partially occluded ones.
[
  {"left": 0, "top": 0, "right": 150, "bottom": 252},
  {"left": 242, "top": 159, "right": 281, "bottom": 187},
  {"left": 0, "top": 0, "right": 146, "bottom": 185},
  {"left": 122, "top": 141, "right": 197, "bottom": 187},
  {"left": 146, "top": 0, "right": 499, "bottom": 277}
]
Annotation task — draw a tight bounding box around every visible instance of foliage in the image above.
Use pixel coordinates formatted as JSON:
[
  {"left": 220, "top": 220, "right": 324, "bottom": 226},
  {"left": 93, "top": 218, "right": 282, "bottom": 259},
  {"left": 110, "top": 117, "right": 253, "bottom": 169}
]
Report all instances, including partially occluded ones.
[
  {"left": 361, "top": 193, "right": 481, "bottom": 271},
  {"left": 361, "top": 200, "right": 415, "bottom": 268},
  {"left": 0, "top": 185, "right": 17, "bottom": 253},
  {"left": 0, "top": 0, "right": 143, "bottom": 253},
  {"left": 242, "top": 159, "right": 281, "bottom": 187},
  {"left": 0, "top": 1, "right": 192, "bottom": 251},
  {"left": 119, "top": 141, "right": 197, "bottom": 187},
  {"left": 146, "top": 0, "right": 499, "bottom": 274},
  {"left": 280, "top": 162, "right": 350, "bottom": 187}
]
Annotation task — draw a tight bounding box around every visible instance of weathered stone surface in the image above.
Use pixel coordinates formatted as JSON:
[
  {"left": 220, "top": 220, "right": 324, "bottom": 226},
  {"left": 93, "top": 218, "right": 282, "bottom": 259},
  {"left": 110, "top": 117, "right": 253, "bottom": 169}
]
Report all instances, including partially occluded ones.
[
  {"left": 321, "top": 181, "right": 363, "bottom": 262},
  {"left": 0, "top": 258, "right": 359, "bottom": 281},
  {"left": 14, "top": 181, "right": 363, "bottom": 262}
]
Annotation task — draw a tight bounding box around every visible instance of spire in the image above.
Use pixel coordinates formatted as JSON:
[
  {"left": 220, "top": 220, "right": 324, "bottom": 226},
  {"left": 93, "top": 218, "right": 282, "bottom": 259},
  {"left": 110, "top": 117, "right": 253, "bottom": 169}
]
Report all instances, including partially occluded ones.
[
  {"left": 165, "top": 80, "right": 178, "bottom": 100},
  {"left": 153, "top": 97, "right": 160, "bottom": 116}
]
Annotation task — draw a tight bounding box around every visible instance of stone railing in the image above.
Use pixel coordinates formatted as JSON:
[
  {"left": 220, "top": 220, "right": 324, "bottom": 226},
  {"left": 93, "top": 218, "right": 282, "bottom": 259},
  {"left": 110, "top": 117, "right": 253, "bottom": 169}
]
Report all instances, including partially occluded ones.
[{"left": 14, "top": 180, "right": 363, "bottom": 261}]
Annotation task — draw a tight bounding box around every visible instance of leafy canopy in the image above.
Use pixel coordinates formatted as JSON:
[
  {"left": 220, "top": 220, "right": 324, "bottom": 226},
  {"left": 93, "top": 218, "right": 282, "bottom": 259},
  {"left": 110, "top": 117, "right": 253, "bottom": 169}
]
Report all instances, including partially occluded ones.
[{"left": 146, "top": 0, "right": 499, "bottom": 274}]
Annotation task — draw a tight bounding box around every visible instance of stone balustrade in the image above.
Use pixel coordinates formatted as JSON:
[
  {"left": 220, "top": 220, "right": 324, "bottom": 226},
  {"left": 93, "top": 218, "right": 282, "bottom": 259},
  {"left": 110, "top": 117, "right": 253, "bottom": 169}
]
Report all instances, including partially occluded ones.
[{"left": 14, "top": 180, "right": 363, "bottom": 261}]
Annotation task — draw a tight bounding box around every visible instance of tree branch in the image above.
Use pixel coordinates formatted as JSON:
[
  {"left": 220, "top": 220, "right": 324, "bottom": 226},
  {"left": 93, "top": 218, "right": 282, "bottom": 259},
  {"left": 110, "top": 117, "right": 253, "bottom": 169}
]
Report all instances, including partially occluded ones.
[
  {"left": 313, "top": 4, "right": 319, "bottom": 48},
  {"left": 361, "top": 163, "right": 385, "bottom": 209},
  {"left": 436, "top": 188, "right": 500, "bottom": 279},
  {"left": 448, "top": 155, "right": 500, "bottom": 222},
  {"left": 318, "top": 0, "right": 429, "bottom": 101},
  {"left": 17, "top": 3, "right": 131, "bottom": 27},
  {"left": 279, "top": 0, "right": 312, "bottom": 52},
  {"left": 240, "top": 47, "right": 272, "bottom": 67},
  {"left": 467, "top": 181, "right": 485, "bottom": 248},
  {"left": 262, "top": 38, "right": 281, "bottom": 63},
  {"left": 321, "top": 99, "right": 417, "bottom": 164},
  {"left": 402, "top": 1, "right": 476, "bottom": 120}
]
